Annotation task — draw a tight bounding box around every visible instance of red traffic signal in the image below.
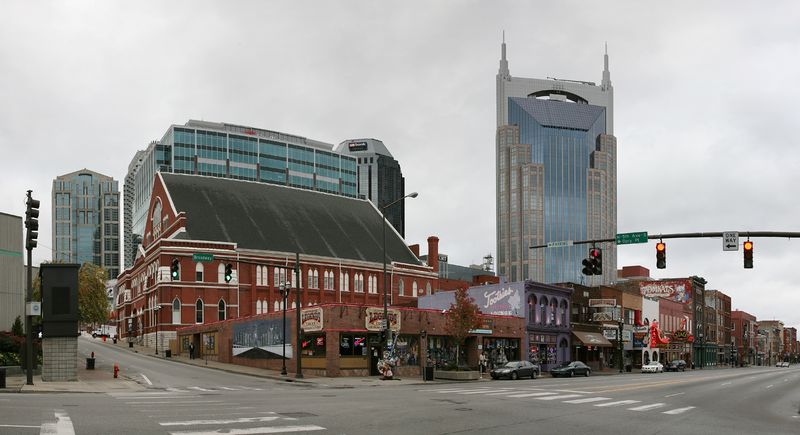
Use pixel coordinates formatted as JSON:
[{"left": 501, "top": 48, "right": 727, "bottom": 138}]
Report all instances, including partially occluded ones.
[
  {"left": 655, "top": 242, "right": 666, "bottom": 269},
  {"left": 743, "top": 241, "right": 753, "bottom": 269}
]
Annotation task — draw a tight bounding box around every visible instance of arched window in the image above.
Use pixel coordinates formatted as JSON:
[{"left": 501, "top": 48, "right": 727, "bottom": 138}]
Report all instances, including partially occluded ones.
[
  {"left": 313, "top": 269, "right": 319, "bottom": 289},
  {"left": 256, "top": 300, "right": 262, "bottom": 315},
  {"left": 151, "top": 200, "right": 162, "bottom": 237},
  {"left": 308, "top": 269, "right": 314, "bottom": 288},
  {"left": 195, "top": 263, "right": 204, "bottom": 282},
  {"left": 540, "top": 297, "right": 548, "bottom": 324},
  {"left": 560, "top": 300, "right": 568, "bottom": 326},
  {"left": 172, "top": 298, "right": 181, "bottom": 325},
  {"left": 256, "top": 266, "right": 262, "bottom": 286},
  {"left": 274, "top": 300, "right": 279, "bottom": 312},
  {"left": 528, "top": 295, "right": 537, "bottom": 323},
  {"left": 550, "top": 299, "right": 557, "bottom": 324},
  {"left": 218, "top": 300, "right": 226, "bottom": 321},
  {"left": 412, "top": 281, "right": 418, "bottom": 297},
  {"left": 195, "top": 299, "right": 204, "bottom": 324},
  {"left": 398, "top": 280, "right": 405, "bottom": 296},
  {"left": 217, "top": 263, "right": 225, "bottom": 283}
]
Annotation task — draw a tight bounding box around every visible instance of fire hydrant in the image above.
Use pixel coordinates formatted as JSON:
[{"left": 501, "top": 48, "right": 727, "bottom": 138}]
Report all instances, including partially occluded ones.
[{"left": 113, "top": 363, "right": 119, "bottom": 379}]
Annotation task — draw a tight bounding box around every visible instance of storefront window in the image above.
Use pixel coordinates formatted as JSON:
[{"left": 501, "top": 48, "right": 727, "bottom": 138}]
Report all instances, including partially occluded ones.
[
  {"left": 394, "top": 335, "right": 419, "bottom": 367},
  {"left": 302, "top": 334, "right": 326, "bottom": 357},
  {"left": 483, "top": 337, "right": 520, "bottom": 368},
  {"left": 339, "top": 334, "right": 367, "bottom": 357},
  {"left": 427, "top": 336, "right": 462, "bottom": 369}
]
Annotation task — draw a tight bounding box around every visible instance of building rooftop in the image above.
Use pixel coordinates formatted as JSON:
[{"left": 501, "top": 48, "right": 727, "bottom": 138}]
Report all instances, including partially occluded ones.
[
  {"left": 510, "top": 97, "right": 605, "bottom": 131},
  {"left": 161, "top": 173, "right": 421, "bottom": 265}
]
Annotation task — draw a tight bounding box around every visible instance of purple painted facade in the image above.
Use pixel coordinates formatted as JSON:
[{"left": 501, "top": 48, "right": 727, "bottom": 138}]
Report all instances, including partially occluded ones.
[
  {"left": 525, "top": 281, "right": 573, "bottom": 372},
  {"left": 418, "top": 282, "right": 525, "bottom": 318}
]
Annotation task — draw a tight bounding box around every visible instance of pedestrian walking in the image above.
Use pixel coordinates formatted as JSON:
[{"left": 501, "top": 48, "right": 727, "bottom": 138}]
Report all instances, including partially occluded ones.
[{"left": 189, "top": 342, "right": 195, "bottom": 360}]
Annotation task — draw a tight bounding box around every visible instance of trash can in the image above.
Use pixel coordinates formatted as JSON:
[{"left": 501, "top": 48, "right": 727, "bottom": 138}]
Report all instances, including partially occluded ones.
[
  {"left": 423, "top": 366, "right": 434, "bottom": 381},
  {"left": 129, "top": 342, "right": 133, "bottom": 348},
  {"left": 0, "top": 367, "right": 6, "bottom": 388},
  {"left": 165, "top": 349, "right": 171, "bottom": 358},
  {"left": 625, "top": 364, "right": 632, "bottom": 372},
  {"left": 86, "top": 357, "right": 95, "bottom": 370}
]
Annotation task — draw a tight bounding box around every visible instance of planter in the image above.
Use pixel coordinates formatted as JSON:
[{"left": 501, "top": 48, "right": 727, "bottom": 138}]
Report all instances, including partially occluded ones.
[{"left": 434, "top": 370, "right": 480, "bottom": 381}]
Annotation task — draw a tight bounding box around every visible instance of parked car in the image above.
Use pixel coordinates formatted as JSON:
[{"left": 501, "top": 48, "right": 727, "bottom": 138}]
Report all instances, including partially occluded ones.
[
  {"left": 665, "top": 359, "right": 687, "bottom": 372},
  {"left": 777, "top": 361, "right": 790, "bottom": 367},
  {"left": 641, "top": 361, "right": 664, "bottom": 373},
  {"left": 550, "top": 361, "right": 591, "bottom": 377},
  {"left": 491, "top": 360, "right": 540, "bottom": 380}
]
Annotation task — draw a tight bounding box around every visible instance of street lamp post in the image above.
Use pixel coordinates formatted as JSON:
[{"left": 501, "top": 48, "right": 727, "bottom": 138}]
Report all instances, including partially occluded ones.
[
  {"left": 279, "top": 280, "right": 289, "bottom": 376},
  {"left": 381, "top": 192, "right": 418, "bottom": 358},
  {"left": 154, "top": 305, "right": 161, "bottom": 355}
]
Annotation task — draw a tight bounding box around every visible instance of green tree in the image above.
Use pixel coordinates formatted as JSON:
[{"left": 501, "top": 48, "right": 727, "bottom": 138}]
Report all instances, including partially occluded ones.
[
  {"left": 445, "top": 287, "right": 483, "bottom": 369},
  {"left": 79, "top": 263, "right": 111, "bottom": 326},
  {"left": 11, "top": 316, "right": 24, "bottom": 336}
]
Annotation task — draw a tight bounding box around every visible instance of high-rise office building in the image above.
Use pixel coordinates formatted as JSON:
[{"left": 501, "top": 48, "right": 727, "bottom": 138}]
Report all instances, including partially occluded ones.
[
  {"left": 0, "top": 212, "right": 24, "bottom": 331},
  {"left": 496, "top": 39, "right": 617, "bottom": 285},
  {"left": 124, "top": 120, "right": 359, "bottom": 267},
  {"left": 334, "top": 139, "right": 407, "bottom": 237},
  {"left": 52, "top": 169, "right": 120, "bottom": 278}
]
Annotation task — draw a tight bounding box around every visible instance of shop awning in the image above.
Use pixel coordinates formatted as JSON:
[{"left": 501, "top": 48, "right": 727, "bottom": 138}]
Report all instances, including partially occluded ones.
[{"left": 572, "top": 331, "right": 613, "bottom": 347}]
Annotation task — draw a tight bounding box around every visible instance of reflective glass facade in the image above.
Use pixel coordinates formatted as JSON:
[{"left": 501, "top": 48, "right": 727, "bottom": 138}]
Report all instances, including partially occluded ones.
[
  {"left": 53, "top": 170, "right": 120, "bottom": 278},
  {"left": 124, "top": 121, "right": 359, "bottom": 268}
]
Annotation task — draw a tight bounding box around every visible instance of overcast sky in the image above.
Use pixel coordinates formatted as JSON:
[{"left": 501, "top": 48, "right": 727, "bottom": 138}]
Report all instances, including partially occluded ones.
[{"left": 2, "top": 1, "right": 798, "bottom": 330}]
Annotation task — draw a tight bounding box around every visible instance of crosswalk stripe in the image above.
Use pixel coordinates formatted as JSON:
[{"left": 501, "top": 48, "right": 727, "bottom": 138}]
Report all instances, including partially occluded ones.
[
  {"left": 628, "top": 403, "right": 666, "bottom": 411},
  {"left": 484, "top": 390, "right": 525, "bottom": 396},
  {"left": 439, "top": 389, "right": 490, "bottom": 394},
  {"left": 188, "top": 387, "right": 213, "bottom": 392},
  {"left": 536, "top": 394, "right": 583, "bottom": 401},
  {"left": 127, "top": 401, "right": 226, "bottom": 405},
  {"left": 458, "top": 390, "right": 501, "bottom": 395},
  {"left": 595, "top": 400, "right": 640, "bottom": 407},
  {"left": 168, "top": 425, "right": 326, "bottom": 435},
  {"left": 161, "top": 416, "right": 281, "bottom": 426},
  {"left": 563, "top": 397, "right": 612, "bottom": 404},
  {"left": 662, "top": 406, "right": 696, "bottom": 415},
  {"left": 507, "top": 392, "right": 557, "bottom": 398},
  {"left": 237, "top": 386, "right": 264, "bottom": 391}
]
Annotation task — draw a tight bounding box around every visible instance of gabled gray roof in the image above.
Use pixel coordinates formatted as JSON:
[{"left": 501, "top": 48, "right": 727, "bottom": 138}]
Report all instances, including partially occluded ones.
[
  {"left": 160, "top": 173, "right": 420, "bottom": 265},
  {"left": 510, "top": 97, "right": 605, "bottom": 131}
]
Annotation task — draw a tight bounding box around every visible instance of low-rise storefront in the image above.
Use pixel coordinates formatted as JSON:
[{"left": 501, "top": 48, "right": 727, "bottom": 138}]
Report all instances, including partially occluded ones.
[{"left": 176, "top": 303, "right": 524, "bottom": 377}]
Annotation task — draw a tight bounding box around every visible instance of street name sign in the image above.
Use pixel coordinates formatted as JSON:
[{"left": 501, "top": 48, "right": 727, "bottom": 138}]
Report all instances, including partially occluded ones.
[
  {"left": 616, "top": 231, "right": 648, "bottom": 245},
  {"left": 193, "top": 253, "right": 214, "bottom": 262},
  {"left": 723, "top": 232, "right": 739, "bottom": 251},
  {"left": 547, "top": 240, "right": 573, "bottom": 248}
]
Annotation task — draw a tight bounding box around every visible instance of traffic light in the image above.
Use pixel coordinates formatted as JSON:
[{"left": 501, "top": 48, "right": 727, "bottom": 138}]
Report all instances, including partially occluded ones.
[
  {"left": 591, "top": 248, "right": 602, "bottom": 275},
  {"left": 656, "top": 242, "right": 666, "bottom": 269},
  {"left": 581, "top": 248, "right": 602, "bottom": 275},
  {"left": 743, "top": 240, "right": 753, "bottom": 269},
  {"left": 170, "top": 258, "right": 179, "bottom": 280},
  {"left": 224, "top": 263, "right": 233, "bottom": 283},
  {"left": 25, "top": 192, "right": 40, "bottom": 250}
]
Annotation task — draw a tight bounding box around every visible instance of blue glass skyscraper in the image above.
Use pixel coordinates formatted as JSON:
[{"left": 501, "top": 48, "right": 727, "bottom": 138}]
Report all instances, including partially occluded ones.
[{"left": 496, "top": 40, "right": 617, "bottom": 286}]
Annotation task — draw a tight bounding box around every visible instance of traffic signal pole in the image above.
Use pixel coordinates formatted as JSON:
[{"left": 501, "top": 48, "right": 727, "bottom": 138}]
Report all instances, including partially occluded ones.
[{"left": 530, "top": 231, "right": 800, "bottom": 250}]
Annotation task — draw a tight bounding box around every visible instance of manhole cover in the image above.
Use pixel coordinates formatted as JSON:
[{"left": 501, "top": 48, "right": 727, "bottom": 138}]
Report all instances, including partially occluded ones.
[{"left": 279, "top": 412, "right": 318, "bottom": 418}]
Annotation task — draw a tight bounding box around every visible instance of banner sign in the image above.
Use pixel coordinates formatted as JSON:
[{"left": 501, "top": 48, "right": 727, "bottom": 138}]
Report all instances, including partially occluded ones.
[
  {"left": 639, "top": 280, "right": 693, "bottom": 304},
  {"left": 593, "top": 312, "right": 614, "bottom": 322},
  {"left": 365, "top": 307, "right": 400, "bottom": 332},
  {"left": 589, "top": 299, "right": 617, "bottom": 308},
  {"left": 301, "top": 307, "right": 323, "bottom": 332}
]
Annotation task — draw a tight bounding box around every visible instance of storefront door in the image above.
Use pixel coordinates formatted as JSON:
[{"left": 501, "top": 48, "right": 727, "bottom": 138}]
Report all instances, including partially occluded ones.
[{"left": 370, "top": 345, "right": 381, "bottom": 376}]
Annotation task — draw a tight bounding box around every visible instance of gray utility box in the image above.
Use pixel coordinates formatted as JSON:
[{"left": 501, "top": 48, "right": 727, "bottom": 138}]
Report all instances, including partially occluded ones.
[{"left": 40, "top": 264, "right": 80, "bottom": 337}]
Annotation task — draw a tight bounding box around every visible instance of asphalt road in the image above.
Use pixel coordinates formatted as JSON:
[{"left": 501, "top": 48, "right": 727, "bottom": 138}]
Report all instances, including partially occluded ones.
[{"left": 2, "top": 340, "right": 798, "bottom": 434}]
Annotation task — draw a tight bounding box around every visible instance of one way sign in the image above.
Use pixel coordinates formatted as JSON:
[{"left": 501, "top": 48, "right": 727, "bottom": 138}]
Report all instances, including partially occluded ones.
[{"left": 723, "top": 232, "right": 739, "bottom": 251}]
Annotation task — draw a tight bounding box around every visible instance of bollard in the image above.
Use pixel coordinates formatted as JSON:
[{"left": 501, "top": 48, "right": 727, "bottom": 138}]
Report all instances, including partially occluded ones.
[{"left": 113, "top": 363, "right": 119, "bottom": 379}]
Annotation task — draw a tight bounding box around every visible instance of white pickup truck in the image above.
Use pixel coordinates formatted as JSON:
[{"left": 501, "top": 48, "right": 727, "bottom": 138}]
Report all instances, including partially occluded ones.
[{"left": 91, "top": 325, "right": 117, "bottom": 339}]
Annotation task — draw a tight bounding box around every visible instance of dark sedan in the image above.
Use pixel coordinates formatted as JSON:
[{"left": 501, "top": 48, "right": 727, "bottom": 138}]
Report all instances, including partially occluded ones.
[
  {"left": 490, "top": 361, "right": 540, "bottom": 380},
  {"left": 665, "top": 359, "right": 687, "bottom": 372},
  {"left": 549, "top": 361, "right": 591, "bottom": 377}
]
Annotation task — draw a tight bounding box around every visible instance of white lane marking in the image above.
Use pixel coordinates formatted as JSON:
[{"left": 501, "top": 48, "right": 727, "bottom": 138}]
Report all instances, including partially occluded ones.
[
  {"left": 188, "top": 386, "right": 213, "bottom": 392},
  {"left": 595, "top": 400, "right": 641, "bottom": 407},
  {"left": 766, "top": 385, "right": 774, "bottom": 389},
  {"left": 628, "top": 403, "right": 666, "bottom": 411},
  {"left": 141, "top": 374, "right": 153, "bottom": 385},
  {"left": 40, "top": 409, "right": 76, "bottom": 435},
  {"left": 125, "top": 400, "right": 225, "bottom": 405},
  {"left": 536, "top": 394, "right": 583, "bottom": 401},
  {"left": 427, "top": 388, "right": 489, "bottom": 393},
  {"left": 236, "top": 386, "right": 263, "bottom": 391},
  {"left": 554, "top": 389, "right": 592, "bottom": 394},
  {"left": 112, "top": 391, "right": 184, "bottom": 396},
  {"left": 0, "top": 425, "right": 40, "bottom": 428},
  {"left": 167, "top": 425, "right": 326, "bottom": 434},
  {"left": 167, "top": 388, "right": 189, "bottom": 393},
  {"left": 484, "top": 390, "right": 525, "bottom": 396},
  {"left": 507, "top": 392, "right": 557, "bottom": 398},
  {"left": 140, "top": 403, "right": 239, "bottom": 410},
  {"left": 218, "top": 387, "right": 238, "bottom": 390},
  {"left": 442, "top": 389, "right": 490, "bottom": 394},
  {"left": 563, "top": 397, "right": 612, "bottom": 404},
  {"left": 721, "top": 382, "right": 732, "bottom": 386},
  {"left": 663, "top": 406, "right": 696, "bottom": 415},
  {"left": 458, "top": 390, "right": 500, "bottom": 395},
  {"left": 161, "top": 416, "right": 281, "bottom": 426},
  {"left": 665, "top": 392, "right": 685, "bottom": 398}
]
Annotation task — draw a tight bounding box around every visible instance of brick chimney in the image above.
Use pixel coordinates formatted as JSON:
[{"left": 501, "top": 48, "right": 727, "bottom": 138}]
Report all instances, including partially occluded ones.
[
  {"left": 427, "top": 236, "right": 439, "bottom": 273},
  {"left": 408, "top": 244, "right": 420, "bottom": 258}
]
